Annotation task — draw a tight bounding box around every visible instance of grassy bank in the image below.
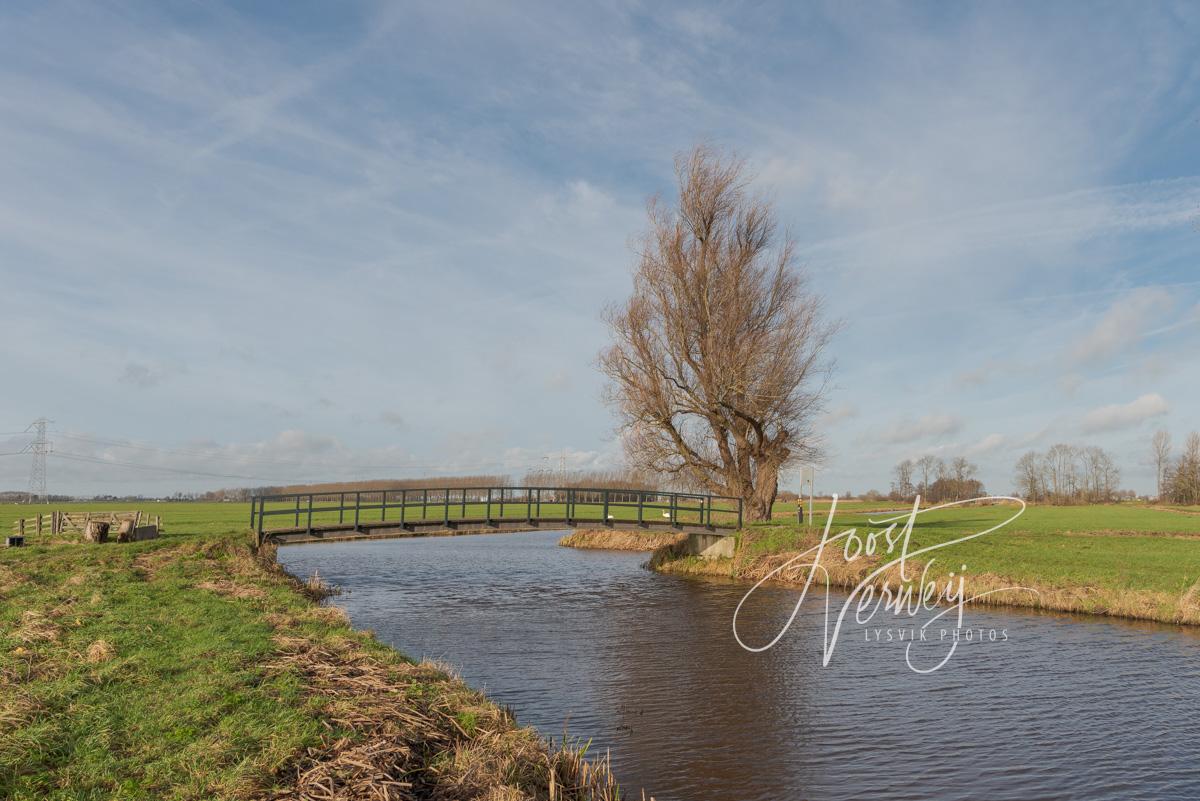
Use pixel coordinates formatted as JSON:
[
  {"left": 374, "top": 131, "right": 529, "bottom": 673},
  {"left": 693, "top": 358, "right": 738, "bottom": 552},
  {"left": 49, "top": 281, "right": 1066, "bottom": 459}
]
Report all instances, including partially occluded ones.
[
  {"left": 0, "top": 505, "right": 632, "bottom": 800},
  {"left": 557, "top": 529, "right": 685, "bottom": 552},
  {"left": 652, "top": 502, "right": 1200, "bottom": 625}
]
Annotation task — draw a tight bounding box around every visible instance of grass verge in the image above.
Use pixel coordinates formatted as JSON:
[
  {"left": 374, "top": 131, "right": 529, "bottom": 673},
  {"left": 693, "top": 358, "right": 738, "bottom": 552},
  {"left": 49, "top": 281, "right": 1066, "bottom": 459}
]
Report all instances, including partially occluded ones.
[
  {"left": 0, "top": 524, "right": 635, "bottom": 800},
  {"left": 650, "top": 502, "right": 1200, "bottom": 625},
  {"left": 557, "top": 530, "right": 685, "bottom": 552}
]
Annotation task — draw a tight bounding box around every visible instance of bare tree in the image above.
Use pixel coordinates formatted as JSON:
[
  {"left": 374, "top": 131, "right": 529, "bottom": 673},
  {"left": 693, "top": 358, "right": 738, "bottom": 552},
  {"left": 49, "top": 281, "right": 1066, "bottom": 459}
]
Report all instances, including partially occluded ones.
[
  {"left": 1151, "top": 429, "right": 1171, "bottom": 501},
  {"left": 1013, "top": 444, "right": 1120, "bottom": 504},
  {"left": 1081, "top": 446, "right": 1119, "bottom": 502},
  {"left": 1164, "top": 432, "right": 1200, "bottom": 505},
  {"left": 891, "top": 459, "right": 915, "bottom": 500},
  {"left": 1046, "top": 443, "right": 1079, "bottom": 503},
  {"left": 915, "top": 454, "right": 939, "bottom": 501},
  {"left": 1014, "top": 450, "right": 1045, "bottom": 501},
  {"left": 949, "top": 456, "right": 976, "bottom": 500},
  {"left": 600, "top": 144, "right": 836, "bottom": 521}
]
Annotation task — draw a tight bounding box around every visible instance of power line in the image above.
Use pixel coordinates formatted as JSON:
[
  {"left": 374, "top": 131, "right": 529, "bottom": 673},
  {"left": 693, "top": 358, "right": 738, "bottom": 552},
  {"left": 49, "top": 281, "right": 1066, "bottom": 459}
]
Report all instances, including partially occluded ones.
[
  {"left": 51, "top": 453, "right": 294, "bottom": 483},
  {"left": 51, "top": 432, "right": 316, "bottom": 468}
]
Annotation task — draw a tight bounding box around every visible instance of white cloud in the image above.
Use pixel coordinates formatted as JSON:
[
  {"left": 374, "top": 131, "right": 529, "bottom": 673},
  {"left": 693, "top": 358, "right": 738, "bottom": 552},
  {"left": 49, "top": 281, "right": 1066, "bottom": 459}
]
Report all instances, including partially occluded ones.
[
  {"left": 822, "top": 403, "right": 860, "bottom": 426},
  {"left": 1068, "top": 287, "right": 1173, "bottom": 366},
  {"left": 879, "top": 414, "right": 963, "bottom": 445},
  {"left": 1080, "top": 393, "right": 1169, "bottom": 433},
  {"left": 965, "top": 433, "right": 1006, "bottom": 456}
]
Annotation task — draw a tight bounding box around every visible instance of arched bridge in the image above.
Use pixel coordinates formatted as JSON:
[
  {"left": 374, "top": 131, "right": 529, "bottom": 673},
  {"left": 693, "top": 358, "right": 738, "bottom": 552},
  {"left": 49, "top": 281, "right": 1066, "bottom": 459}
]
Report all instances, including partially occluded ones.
[{"left": 251, "top": 486, "right": 742, "bottom": 547}]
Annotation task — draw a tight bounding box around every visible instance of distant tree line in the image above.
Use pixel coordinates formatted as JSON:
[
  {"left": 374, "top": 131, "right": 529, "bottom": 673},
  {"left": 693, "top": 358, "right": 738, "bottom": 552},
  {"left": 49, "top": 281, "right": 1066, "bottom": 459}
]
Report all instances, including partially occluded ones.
[
  {"left": 203, "top": 476, "right": 511, "bottom": 501},
  {"left": 891, "top": 454, "right": 985, "bottom": 503},
  {"left": 521, "top": 467, "right": 662, "bottom": 492},
  {"left": 196, "top": 470, "right": 668, "bottom": 503},
  {"left": 1012, "top": 444, "right": 1121, "bottom": 504},
  {"left": 1153, "top": 430, "right": 1200, "bottom": 505}
]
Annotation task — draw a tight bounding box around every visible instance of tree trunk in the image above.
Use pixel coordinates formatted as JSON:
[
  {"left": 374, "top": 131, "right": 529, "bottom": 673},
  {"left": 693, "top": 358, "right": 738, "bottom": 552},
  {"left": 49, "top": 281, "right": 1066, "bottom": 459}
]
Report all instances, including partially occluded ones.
[{"left": 744, "top": 463, "right": 780, "bottom": 522}]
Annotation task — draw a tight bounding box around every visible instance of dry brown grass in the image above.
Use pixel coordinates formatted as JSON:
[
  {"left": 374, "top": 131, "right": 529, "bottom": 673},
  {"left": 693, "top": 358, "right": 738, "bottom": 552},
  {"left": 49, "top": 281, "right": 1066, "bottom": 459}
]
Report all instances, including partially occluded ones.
[
  {"left": 258, "top": 635, "right": 635, "bottom": 801},
  {"left": 85, "top": 639, "right": 116, "bottom": 663},
  {"left": 197, "top": 579, "right": 267, "bottom": 600},
  {"left": 133, "top": 546, "right": 183, "bottom": 578},
  {"left": 0, "top": 564, "right": 24, "bottom": 595},
  {"left": 14, "top": 610, "right": 60, "bottom": 643},
  {"left": 945, "top": 571, "right": 1200, "bottom": 624},
  {"left": 558, "top": 530, "right": 685, "bottom": 552},
  {"left": 1058, "top": 528, "right": 1200, "bottom": 539},
  {"left": 0, "top": 691, "right": 42, "bottom": 728}
]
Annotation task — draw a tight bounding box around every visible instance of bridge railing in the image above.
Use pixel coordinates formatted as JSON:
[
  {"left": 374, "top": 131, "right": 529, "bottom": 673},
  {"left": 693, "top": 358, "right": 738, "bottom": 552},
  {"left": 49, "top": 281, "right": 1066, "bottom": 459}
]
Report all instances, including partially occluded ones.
[{"left": 250, "top": 486, "right": 743, "bottom": 543}]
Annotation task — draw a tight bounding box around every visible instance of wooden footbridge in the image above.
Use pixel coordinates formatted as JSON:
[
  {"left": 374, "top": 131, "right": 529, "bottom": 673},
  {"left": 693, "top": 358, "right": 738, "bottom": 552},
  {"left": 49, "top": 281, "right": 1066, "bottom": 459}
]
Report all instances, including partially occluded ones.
[{"left": 251, "top": 486, "right": 742, "bottom": 546}]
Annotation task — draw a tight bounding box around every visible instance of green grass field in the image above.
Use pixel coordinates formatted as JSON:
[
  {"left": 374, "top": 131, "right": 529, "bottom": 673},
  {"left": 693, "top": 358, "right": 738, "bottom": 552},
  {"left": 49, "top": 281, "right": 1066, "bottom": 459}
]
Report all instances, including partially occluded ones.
[
  {"left": 0, "top": 503, "right": 624, "bottom": 800},
  {"left": 694, "top": 501, "right": 1200, "bottom": 624},
  {"left": 744, "top": 503, "right": 1200, "bottom": 589}
]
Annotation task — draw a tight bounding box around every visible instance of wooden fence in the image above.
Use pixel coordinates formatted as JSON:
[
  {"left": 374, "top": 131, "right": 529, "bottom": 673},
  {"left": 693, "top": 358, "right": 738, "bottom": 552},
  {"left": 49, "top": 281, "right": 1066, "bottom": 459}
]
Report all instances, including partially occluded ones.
[{"left": 12, "top": 510, "right": 162, "bottom": 537}]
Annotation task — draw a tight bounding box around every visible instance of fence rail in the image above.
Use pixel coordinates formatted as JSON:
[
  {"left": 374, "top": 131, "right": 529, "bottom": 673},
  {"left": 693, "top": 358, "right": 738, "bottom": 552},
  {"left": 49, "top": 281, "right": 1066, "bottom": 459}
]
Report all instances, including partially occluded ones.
[
  {"left": 11, "top": 510, "right": 162, "bottom": 537},
  {"left": 251, "top": 486, "right": 742, "bottom": 544}
]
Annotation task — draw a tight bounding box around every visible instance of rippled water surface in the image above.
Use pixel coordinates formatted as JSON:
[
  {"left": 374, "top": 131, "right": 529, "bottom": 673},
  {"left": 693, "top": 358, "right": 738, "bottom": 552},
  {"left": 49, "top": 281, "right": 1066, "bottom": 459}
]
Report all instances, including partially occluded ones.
[{"left": 279, "top": 530, "right": 1200, "bottom": 801}]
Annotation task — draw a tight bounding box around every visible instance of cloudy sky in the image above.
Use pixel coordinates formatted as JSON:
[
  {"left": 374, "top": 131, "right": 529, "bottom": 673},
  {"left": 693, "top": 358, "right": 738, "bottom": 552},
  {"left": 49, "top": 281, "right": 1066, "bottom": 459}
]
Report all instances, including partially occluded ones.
[{"left": 2, "top": 1, "right": 1198, "bottom": 496}]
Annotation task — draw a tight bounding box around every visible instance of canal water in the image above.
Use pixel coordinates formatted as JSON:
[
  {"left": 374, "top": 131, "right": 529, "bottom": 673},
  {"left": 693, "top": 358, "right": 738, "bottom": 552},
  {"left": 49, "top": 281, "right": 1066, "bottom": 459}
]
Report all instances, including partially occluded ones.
[{"left": 278, "top": 530, "right": 1200, "bottom": 801}]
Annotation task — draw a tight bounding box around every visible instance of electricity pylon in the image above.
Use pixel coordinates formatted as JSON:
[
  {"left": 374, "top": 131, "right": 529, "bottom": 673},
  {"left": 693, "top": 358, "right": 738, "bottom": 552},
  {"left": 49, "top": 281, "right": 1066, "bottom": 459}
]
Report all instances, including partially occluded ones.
[{"left": 24, "top": 418, "right": 52, "bottom": 503}]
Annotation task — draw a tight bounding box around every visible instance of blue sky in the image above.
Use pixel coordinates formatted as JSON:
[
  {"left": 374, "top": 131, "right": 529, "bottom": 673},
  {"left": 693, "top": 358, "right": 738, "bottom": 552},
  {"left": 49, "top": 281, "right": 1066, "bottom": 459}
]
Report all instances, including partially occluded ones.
[{"left": 1, "top": 1, "right": 1198, "bottom": 496}]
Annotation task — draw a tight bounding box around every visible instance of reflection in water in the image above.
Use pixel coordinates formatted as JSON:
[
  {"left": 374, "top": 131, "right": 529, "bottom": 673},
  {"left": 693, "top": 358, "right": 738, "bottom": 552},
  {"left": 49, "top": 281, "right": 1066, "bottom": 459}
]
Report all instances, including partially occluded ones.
[{"left": 279, "top": 530, "right": 1200, "bottom": 801}]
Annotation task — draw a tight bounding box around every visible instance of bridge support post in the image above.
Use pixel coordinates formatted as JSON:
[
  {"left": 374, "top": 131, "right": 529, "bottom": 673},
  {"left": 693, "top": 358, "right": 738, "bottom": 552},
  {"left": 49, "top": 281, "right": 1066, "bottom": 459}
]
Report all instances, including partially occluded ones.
[{"left": 685, "top": 531, "right": 735, "bottom": 559}]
